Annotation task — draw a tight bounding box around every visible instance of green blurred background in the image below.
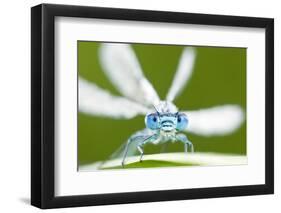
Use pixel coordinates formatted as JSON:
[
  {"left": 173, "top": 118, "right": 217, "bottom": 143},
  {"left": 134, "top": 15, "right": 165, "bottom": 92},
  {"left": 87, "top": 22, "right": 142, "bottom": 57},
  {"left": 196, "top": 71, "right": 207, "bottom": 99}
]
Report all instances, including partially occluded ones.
[{"left": 78, "top": 41, "right": 246, "bottom": 166}]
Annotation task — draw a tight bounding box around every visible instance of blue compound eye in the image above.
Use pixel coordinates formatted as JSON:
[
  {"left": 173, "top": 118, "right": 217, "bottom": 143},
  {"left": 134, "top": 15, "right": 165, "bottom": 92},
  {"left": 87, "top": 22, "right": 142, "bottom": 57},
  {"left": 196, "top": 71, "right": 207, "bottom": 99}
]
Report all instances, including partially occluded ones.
[
  {"left": 176, "top": 113, "right": 188, "bottom": 131},
  {"left": 145, "top": 113, "right": 160, "bottom": 130}
]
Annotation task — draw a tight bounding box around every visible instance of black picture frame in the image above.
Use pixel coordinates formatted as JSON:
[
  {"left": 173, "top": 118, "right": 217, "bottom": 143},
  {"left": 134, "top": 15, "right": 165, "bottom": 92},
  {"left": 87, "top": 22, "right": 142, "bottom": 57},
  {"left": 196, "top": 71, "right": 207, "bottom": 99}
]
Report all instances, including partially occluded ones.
[{"left": 31, "top": 3, "right": 274, "bottom": 209}]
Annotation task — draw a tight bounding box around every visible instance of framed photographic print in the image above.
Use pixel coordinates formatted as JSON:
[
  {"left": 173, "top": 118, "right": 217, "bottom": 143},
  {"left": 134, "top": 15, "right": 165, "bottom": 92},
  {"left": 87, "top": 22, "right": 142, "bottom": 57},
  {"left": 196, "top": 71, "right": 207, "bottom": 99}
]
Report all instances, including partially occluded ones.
[{"left": 31, "top": 3, "right": 274, "bottom": 209}]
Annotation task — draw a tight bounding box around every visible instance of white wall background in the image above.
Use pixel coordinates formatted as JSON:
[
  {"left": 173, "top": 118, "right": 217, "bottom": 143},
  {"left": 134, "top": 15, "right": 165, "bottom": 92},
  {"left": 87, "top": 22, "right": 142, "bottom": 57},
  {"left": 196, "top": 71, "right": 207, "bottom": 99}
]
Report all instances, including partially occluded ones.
[{"left": 0, "top": 0, "right": 279, "bottom": 212}]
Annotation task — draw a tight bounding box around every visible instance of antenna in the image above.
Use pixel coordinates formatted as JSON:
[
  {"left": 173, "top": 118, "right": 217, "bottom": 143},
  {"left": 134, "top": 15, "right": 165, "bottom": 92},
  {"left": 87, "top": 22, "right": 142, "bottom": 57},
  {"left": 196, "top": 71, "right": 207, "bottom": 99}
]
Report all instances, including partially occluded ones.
[{"left": 153, "top": 105, "right": 160, "bottom": 116}]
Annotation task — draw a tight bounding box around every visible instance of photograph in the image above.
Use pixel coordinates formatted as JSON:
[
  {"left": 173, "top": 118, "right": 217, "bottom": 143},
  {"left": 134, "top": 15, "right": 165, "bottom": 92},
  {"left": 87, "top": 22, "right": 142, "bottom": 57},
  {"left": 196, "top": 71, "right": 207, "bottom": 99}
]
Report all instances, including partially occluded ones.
[{"left": 78, "top": 42, "right": 247, "bottom": 171}]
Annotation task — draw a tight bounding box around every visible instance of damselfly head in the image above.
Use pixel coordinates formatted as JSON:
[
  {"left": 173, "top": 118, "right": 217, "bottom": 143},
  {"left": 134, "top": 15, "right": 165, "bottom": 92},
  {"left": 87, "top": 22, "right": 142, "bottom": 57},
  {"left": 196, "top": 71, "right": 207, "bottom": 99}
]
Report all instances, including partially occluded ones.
[{"left": 145, "top": 101, "right": 188, "bottom": 132}]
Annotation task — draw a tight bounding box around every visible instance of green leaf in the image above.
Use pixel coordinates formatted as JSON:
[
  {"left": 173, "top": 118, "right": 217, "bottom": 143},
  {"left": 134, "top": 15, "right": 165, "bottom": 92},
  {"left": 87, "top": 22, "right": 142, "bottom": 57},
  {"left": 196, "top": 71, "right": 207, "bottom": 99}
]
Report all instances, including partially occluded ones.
[{"left": 79, "top": 152, "right": 247, "bottom": 171}]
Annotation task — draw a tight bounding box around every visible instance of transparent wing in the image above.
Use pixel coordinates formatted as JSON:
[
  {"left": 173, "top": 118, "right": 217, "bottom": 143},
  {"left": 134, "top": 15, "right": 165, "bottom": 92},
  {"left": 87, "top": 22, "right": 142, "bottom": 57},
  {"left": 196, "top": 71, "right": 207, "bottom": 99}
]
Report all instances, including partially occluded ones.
[
  {"left": 166, "top": 47, "right": 196, "bottom": 102},
  {"left": 99, "top": 139, "right": 140, "bottom": 168},
  {"left": 109, "top": 129, "right": 151, "bottom": 159},
  {"left": 184, "top": 105, "right": 245, "bottom": 136},
  {"left": 99, "top": 43, "right": 160, "bottom": 106},
  {"left": 108, "top": 139, "right": 139, "bottom": 160},
  {"left": 79, "top": 78, "right": 150, "bottom": 119}
]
